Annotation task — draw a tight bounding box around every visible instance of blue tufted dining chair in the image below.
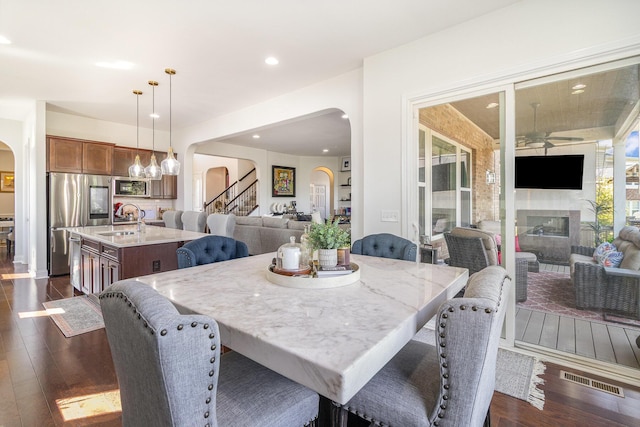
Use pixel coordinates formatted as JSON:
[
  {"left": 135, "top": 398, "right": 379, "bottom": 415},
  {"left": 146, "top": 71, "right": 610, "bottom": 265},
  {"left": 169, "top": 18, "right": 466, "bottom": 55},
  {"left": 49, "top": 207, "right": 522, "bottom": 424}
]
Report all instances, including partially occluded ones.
[
  {"left": 333, "top": 265, "right": 510, "bottom": 427},
  {"left": 100, "top": 280, "right": 319, "bottom": 427},
  {"left": 177, "top": 235, "right": 249, "bottom": 269},
  {"left": 351, "top": 233, "right": 417, "bottom": 261}
]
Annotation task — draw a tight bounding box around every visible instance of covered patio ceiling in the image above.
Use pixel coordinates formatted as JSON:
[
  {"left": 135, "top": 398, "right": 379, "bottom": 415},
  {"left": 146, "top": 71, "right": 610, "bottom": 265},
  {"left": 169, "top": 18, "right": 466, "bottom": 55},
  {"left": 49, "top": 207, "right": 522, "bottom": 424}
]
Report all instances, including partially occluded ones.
[{"left": 449, "top": 62, "right": 640, "bottom": 148}]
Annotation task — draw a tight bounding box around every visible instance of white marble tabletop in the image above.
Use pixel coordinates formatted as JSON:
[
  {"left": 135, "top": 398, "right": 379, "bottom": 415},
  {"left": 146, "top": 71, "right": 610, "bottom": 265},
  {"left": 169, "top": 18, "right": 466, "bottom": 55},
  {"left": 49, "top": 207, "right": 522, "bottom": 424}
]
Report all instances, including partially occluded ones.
[
  {"left": 66, "top": 224, "right": 209, "bottom": 248},
  {"left": 129, "top": 252, "right": 468, "bottom": 404}
]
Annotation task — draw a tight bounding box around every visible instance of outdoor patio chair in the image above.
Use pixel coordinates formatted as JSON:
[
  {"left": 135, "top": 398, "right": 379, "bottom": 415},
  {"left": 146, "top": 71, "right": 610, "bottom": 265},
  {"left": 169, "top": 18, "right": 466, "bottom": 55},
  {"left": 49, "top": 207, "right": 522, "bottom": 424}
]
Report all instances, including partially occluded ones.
[{"left": 445, "top": 227, "right": 528, "bottom": 301}]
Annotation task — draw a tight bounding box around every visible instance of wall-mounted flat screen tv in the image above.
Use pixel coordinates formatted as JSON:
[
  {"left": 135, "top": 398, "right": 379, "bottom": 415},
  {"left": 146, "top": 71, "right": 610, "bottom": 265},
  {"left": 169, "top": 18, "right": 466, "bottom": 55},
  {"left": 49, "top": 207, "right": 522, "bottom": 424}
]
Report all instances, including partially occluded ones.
[{"left": 515, "top": 154, "right": 584, "bottom": 190}]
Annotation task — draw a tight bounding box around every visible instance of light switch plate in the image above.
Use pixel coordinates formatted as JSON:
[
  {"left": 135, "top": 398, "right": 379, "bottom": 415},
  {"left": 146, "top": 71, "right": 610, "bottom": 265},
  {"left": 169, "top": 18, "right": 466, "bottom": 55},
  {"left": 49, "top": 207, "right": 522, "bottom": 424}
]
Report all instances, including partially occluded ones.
[{"left": 381, "top": 210, "right": 399, "bottom": 222}]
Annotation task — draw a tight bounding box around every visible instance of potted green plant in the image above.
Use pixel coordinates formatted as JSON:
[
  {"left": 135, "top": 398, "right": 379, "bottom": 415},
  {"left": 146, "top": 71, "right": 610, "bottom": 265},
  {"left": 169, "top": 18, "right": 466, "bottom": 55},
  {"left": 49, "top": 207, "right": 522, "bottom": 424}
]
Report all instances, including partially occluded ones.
[{"left": 307, "top": 217, "right": 350, "bottom": 267}]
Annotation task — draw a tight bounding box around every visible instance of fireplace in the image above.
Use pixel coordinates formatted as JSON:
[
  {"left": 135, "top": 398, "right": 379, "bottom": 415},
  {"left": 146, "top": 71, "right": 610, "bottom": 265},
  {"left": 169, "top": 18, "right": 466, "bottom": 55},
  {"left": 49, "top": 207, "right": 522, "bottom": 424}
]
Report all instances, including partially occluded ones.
[
  {"left": 517, "top": 210, "right": 581, "bottom": 263},
  {"left": 525, "top": 215, "right": 570, "bottom": 237}
]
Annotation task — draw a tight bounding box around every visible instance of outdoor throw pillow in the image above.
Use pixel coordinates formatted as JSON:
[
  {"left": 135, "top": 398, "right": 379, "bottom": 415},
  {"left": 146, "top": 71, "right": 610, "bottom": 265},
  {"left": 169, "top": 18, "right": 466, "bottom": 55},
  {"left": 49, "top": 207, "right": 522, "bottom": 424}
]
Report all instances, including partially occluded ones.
[
  {"left": 599, "top": 250, "right": 624, "bottom": 268},
  {"left": 593, "top": 242, "right": 616, "bottom": 262}
]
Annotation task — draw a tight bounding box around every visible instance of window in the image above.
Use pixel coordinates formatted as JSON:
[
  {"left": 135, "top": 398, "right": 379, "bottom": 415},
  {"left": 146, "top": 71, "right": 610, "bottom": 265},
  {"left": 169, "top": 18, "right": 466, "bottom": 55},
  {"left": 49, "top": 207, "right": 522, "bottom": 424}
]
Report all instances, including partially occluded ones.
[{"left": 418, "top": 126, "right": 472, "bottom": 240}]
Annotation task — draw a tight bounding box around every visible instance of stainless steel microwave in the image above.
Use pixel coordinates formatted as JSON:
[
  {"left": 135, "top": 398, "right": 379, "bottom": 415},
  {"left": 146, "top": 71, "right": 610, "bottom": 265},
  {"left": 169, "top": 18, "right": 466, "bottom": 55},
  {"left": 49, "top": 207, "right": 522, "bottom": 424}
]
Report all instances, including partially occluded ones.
[{"left": 113, "top": 177, "right": 151, "bottom": 197}]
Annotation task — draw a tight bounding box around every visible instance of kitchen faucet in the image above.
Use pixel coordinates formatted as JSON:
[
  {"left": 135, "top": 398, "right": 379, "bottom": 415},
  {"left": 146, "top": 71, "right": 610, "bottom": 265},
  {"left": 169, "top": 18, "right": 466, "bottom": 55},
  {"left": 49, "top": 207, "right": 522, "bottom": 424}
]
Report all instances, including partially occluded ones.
[{"left": 115, "top": 203, "right": 144, "bottom": 232}]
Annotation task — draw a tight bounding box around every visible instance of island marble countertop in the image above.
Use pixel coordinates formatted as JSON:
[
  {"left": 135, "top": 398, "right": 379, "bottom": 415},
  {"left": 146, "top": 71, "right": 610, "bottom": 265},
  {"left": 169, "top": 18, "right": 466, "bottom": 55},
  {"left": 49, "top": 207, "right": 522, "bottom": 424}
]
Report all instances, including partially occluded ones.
[{"left": 66, "top": 224, "right": 209, "bottom": 248}]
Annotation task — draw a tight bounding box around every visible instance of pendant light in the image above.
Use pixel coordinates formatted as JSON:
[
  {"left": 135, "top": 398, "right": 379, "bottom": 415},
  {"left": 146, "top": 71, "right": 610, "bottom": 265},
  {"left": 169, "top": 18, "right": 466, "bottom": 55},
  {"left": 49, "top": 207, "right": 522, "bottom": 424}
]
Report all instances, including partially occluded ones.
[
  {"left": 144, "top": 80, "right": 163, "bottom": 180},
  {"left": 161, "top": 68, "right": 181, "bottom": 175},
  {"left": 128, "top": 89, "right": 146, "bottom": 178}
]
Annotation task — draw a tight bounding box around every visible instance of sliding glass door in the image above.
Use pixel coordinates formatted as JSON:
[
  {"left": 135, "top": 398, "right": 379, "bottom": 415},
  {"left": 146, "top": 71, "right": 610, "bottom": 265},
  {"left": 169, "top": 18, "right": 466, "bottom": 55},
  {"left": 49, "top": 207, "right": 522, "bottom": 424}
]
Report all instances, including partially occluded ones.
[{"left": 412, "top": 56, "right": 640, "bottom": 374}]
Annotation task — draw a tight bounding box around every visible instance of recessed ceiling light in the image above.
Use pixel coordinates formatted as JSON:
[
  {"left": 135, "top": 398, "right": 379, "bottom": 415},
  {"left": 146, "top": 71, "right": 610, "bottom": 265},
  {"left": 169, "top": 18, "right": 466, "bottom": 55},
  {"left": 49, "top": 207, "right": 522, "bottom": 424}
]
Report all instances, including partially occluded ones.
[
  {"left": 486, "top": 102, "right": 499, "bottom": 109},
  {"left": 341, "top": 114, "right": 349, "bottom": 119},
  {"left": 322, "top": 149, "right": 329, "bottom": 153},
  {"left": 252, "top": 134, "right": 260, "bottom": 139},
  {"left": 572, "top": 83, "right": 586, "bottom": 90},
  {"left": 572, "top": 89, "right": 585, "bottom": 95},
  {"left": 150, "top": 113, "right": 159, "bottom": 119},
  {"left": 95, "top": 60, "right": 134, "bottom": 70},
  {"left": 0, "top": 35, "right": 11, "bottom": 45},
  {"left": 265, "top": 57, "right": 279, "bottom": 65}
]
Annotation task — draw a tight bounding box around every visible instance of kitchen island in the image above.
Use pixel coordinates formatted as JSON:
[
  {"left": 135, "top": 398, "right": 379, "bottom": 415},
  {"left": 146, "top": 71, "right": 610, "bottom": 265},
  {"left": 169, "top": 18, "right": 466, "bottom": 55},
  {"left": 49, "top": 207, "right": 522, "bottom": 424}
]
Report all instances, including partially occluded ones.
[{"left": 67, "top": 224, "right": 208, "bottom": 294}]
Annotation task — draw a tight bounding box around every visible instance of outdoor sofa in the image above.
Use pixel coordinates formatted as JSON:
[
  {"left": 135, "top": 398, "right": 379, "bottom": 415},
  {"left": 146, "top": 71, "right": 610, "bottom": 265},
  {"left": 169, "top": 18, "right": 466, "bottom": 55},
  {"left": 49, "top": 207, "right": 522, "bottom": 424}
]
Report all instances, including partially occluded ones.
[{"left": 569, "top": 225, "right": 640, "bottom": 320}]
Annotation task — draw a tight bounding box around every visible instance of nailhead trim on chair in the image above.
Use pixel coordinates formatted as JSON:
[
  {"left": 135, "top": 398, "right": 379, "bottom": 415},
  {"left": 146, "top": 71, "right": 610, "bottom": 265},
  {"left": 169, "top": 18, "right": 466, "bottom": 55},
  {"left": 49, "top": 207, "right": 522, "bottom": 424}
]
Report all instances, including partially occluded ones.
[
  {"left": 100, "top": 290, "right": 217, "bottom": 427},
  {"left": 431, "top": 274, "right": 508, "bottom": 426}
]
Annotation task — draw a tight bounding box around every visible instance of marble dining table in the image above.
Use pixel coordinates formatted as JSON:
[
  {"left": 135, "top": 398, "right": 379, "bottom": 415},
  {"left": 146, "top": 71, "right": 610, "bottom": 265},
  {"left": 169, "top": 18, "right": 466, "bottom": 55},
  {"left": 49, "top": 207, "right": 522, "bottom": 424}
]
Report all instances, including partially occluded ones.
[{"left": 129, "top": 252, "right": 469, "bottom": 407}]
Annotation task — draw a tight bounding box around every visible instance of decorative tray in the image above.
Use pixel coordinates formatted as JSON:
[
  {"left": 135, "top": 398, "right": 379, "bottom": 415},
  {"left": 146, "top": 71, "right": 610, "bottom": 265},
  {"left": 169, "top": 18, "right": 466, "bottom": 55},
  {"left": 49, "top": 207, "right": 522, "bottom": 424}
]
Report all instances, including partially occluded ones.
[{"left": 266, "top": 263, "right": 360, "bottom": 289}]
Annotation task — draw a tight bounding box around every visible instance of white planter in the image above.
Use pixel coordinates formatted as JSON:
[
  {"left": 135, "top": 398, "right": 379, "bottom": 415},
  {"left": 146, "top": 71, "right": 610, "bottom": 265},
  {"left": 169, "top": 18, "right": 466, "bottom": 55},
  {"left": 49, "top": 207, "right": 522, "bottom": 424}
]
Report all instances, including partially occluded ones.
[{"left": 318, "top": 248, "right": 338, "bottom": 268}]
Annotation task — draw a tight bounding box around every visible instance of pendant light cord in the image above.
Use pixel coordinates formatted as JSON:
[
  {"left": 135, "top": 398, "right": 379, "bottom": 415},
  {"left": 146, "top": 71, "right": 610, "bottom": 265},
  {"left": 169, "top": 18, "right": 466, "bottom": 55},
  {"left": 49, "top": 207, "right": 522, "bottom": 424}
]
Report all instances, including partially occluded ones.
[
  {"left": 136, "top": 91, "right": 140, "bottom": 155},
  {"left": 169, "top": 71, "right": 172, "bottom": 148}
]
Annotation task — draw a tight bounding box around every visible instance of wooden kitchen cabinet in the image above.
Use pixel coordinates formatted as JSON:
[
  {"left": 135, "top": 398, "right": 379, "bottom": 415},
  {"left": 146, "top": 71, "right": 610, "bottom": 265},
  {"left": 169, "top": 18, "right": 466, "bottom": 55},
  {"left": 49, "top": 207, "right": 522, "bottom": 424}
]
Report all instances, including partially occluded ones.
[
  {"left": 83, "top": 141, "right": 114, "bottom": 175},
  {"left": 81, "top": 246, "right": 101, "bottom": 294},
  {"left": 100, "top": 257, "right": 121, "bottom": 289},
  {"left": 151, "top": 175, "right": 177, "bottom": 199},
  {"left": 149, "top": 151, "right": 178, "bottom": 199},
  {"left": 113, "top": 147, "right": 153, "bottom": 177},
  {"left": 79, "top": 235, "right": 181, "bottom": 295},
  {"left": 47, "top": 136, "right": 114, "bottom": 175},
  {"left": 47, "top": 137, "right": 84, "bottom": 173},
  {"left": 81, "top": 239, "right": 121, "bottom": 294}
]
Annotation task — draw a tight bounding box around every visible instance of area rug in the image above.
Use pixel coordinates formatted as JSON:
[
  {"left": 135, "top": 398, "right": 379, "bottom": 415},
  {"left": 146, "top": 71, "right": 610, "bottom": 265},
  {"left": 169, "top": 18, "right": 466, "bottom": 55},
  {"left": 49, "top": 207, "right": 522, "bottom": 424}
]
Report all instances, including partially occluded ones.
[
  {"left": 414, "top": 327, "right": 546, "bottom": 409},
  {"left": 42, "top": 294, "right": 104, "bottom": 337},
  {"left": 518, "top": 270, "right": 640, "bottom": 328}
]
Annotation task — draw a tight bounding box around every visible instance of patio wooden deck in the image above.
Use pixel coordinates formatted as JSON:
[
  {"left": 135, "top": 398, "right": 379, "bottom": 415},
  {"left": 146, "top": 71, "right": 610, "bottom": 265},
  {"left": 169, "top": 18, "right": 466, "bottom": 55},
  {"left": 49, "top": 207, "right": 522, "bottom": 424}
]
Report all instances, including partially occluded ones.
[{"left": 516, "top": 263, "right": 640, "bottom": 370}]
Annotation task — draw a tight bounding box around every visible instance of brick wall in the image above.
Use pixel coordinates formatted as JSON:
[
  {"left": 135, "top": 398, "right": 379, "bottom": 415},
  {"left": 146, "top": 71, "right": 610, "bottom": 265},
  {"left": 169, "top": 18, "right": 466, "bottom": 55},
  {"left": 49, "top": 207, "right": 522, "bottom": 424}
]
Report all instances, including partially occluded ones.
[{"left": 419, "top": 104, "right": 497, "bottom": 224}]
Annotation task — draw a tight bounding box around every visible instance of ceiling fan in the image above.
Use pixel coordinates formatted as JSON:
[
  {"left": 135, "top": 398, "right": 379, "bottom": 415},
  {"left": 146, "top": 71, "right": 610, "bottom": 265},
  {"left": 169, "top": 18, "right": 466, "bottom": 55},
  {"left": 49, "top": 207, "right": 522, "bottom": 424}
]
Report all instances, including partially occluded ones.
[{"left": 517, "top": 102, "right": 583, "bottom": 155}]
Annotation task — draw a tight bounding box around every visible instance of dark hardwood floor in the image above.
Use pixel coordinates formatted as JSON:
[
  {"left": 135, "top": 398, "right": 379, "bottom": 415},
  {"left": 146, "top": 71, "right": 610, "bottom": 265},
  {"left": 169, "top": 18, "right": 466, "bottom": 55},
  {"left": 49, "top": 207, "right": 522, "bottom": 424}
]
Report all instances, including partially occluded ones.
[{"left": 1, "top": 249, "right": 639, "bottom": 426}]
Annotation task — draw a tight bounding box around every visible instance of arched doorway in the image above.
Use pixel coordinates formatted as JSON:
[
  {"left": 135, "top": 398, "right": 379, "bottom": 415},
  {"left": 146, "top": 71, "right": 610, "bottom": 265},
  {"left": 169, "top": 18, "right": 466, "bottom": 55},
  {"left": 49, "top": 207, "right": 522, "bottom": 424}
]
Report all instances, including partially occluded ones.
[
  {"left": 0, "top": 141, "right": 15, "bottom": 256},
  {"left": 310, "top": 167, "right": 334, "bottom": 220}
]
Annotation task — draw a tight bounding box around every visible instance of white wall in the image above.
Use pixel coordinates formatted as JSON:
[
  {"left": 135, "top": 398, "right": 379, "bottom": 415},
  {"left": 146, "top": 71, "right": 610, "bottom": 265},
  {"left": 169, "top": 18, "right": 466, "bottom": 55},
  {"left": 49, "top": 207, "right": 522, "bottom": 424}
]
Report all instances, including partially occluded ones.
[
  {"left": 177, "top": 70, "right": 362, "bottom": 234},
  {"left": 47, "top": 110, "right": 170, "bottom": 150},
  {"left": 361, "top": 0, "right": 640, "bottom": 237}
]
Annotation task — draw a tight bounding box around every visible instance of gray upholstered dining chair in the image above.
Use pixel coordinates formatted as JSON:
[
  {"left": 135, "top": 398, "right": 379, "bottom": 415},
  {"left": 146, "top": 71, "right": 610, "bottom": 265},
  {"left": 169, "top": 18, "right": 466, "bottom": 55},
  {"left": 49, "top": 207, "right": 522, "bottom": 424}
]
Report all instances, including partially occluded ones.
[
  {"left": 351, "top": 233, "right": 417, "bottom": 261},
  {"left": 182, "top": 210, "right": 207, "bottom": 232},
  {"left": 100, "top": 280, "right": 319, "bottom": 427},
  {"left": 207, "top": 213, "right": 236, "bottom": 238},
  {"left": 177, "top": 235, "right": 249, "bottom": 269},
  {"left": 334, "top": 265, "right": 511, "bottom": 427},
  {"left": 163, "top": 210, "right": 183, "bottom": 230}
]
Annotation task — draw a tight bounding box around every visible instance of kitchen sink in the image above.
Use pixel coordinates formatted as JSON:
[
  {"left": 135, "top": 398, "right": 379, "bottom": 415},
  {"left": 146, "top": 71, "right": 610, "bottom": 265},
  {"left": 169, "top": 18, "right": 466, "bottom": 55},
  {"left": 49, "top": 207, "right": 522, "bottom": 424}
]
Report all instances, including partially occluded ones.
[{"left": 97, "top": 231, "right": 136, "bottom": 237}]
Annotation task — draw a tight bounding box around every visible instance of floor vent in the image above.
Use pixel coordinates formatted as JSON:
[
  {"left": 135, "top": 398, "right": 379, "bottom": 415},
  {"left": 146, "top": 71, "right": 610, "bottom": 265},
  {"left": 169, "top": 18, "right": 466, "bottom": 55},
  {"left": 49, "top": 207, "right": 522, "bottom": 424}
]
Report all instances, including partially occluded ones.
[{"left": 560, "top": 370, "right": 625, "bottom": 397}]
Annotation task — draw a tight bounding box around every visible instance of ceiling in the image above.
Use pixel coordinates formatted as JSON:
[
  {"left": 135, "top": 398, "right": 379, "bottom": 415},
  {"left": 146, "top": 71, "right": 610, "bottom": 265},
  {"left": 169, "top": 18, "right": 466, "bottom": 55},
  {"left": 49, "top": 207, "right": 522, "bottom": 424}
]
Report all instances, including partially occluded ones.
[
  {"left": 449, "top": 64, "right": 640, "bottom": 148},
  {"left": 0, "top": 0, "right": 520, "bottom": 156}
]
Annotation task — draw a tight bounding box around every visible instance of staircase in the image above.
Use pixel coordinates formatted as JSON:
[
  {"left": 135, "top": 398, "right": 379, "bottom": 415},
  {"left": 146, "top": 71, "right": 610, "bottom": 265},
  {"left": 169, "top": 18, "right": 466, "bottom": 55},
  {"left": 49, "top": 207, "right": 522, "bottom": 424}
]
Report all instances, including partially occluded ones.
[{"left": 204, "top": 168, "right": 258, "bottom": 216}]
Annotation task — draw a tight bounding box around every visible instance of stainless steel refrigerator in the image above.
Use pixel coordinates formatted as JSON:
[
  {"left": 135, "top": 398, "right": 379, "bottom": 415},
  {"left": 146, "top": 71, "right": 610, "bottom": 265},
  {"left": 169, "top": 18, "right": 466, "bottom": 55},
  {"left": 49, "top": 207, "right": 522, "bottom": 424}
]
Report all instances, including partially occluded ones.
[{"left": 48, "top": 172, "right": 112, "bottom": 276}]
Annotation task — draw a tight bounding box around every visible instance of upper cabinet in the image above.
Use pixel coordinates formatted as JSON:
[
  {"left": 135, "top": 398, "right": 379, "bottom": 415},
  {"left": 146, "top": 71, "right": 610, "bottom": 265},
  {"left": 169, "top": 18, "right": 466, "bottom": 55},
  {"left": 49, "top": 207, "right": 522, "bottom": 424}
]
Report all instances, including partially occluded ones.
[
  {"left": 112, "top": 147, "right": 152, "bottom": 177},
  {"left": 83, "top": 141, "right": 114, "bottom": 175},
  {"left": 47, "top": 136, "right": 114, "bottom": 175},
  {"left": 149, "top": 151, "right": 178, "bottom": 199},
  {"left": 47, "top": 137, "right": 178, "bottom": 199},
  {"left": 47, "top": 137, "right": 83, "bottom": 173}
]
